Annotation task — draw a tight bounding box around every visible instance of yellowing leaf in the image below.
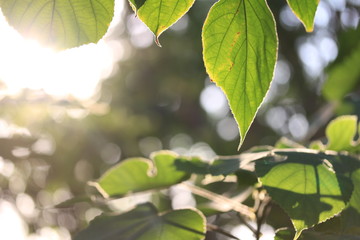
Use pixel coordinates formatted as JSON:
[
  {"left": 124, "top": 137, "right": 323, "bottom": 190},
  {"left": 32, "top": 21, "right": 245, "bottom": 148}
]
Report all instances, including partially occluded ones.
[{"left": 202, "top": 0, "right": 278, "bottom": 146}]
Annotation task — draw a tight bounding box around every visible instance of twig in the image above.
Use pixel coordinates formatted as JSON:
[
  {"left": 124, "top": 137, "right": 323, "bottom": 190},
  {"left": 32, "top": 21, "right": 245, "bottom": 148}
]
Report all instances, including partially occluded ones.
[
  {"left": 303, "top": 102, "right": 336, "bottom": 142},
  {"left": 181, "top": 182, "right": 256, "bottom": 220},
  {"left": 236, "top": 213, "right": 258, "bottom": 236},
  {"left": 255, "top": 195, "right": 272, "bottom": 240},
  {"left": 207, "top": 224, "right": 240, "bottom": 240}
]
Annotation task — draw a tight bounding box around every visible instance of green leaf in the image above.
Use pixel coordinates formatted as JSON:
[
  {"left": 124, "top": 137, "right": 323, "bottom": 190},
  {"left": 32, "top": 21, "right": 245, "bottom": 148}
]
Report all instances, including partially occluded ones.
[
  {"left": 55, "top": 196, "right": 92, "bottom": 208},
  {"left": 202, "top": 0, "right": 278, "bottom": 146},
  {"left": 131, "top": 0, "right": 196, "bottom": 45},
  {"left": 96, "top": 151, "right": 191, "bottom": 197},
  {"left": 0, "top": 0, "right": 114, "bottom": 49},
  {"left": 275, "top": 228, "right": 360, "bottom": 240},
  {"left": 322, "top": 43, "right": 360, "bottom": 101},
  {"left": 349, "top": 169, "right": 360, "bottom": 214},
  {"left": 309, "top": 140, "right": 326, "bottom": 151},
  {"left": 325, "top": 115, "right": 357, "bottom": 151},
  {"left": 341, "top": 169, "right": 360, "bottom": 234},
  {"left": 256, "top": 151, "right": 353, "bottom": 239},
  {"left": 75, "top": 203, "right": 206, "bottom": 240},
  {"left": 286, "top": 0, "right": 319, "bottom": 32}
]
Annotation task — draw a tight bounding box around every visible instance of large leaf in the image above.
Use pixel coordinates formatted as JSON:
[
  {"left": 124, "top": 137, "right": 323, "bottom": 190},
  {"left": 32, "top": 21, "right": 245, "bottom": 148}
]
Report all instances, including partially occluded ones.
[
  {"left": 325, "top": 115, "right": 357, "bottom": 151},
  {"left": 349, "top": 169, "right": 360, "bottom": 215},
  {"left": 96, "top": 151, "right": 192, "bottom": 197},
  {"left": 75, "top": 203, "right": 206, "bottom": 240},
  {"left": 202, "top": 0, "right": 278, "bottom": 146},
  {"left": 256, "top": 151, "right": 353, "bottom": 239},
  {"left": 341, "top": 169, "right": 360, "bottom": 234},
  {"left": 0, "top": 0, "right": 114, "bottom": 49},
  {"left": 129, "top": 0, "right": 196, "bottom": 45},
  {"left": 286, "top": 0, "right": 319, "bottom": 32},
  {"left": 275, "top": 228, "right": 360, "bottom": 240}
]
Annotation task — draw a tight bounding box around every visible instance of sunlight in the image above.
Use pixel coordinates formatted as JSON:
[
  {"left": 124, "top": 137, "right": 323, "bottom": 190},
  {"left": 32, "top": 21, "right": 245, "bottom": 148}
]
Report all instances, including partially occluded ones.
[{"left": 0, "top": 1, "right": 124, "bottom": 100}]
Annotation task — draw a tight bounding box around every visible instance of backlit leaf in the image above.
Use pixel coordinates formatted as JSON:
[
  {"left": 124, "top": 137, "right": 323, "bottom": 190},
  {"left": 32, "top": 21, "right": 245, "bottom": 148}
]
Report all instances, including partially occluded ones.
[
  {"left": 325, "top": 115, "right": 357, "bottom": 151},
  {"left": 0, "top": 0, "right": 114, "bottom": 49},
  {"left": 256, "top": 151, "right": 353, "bottom": 239},
  {"left": 202, "top": 0, "right": 278, "bottom": 146},
  {"left": 130, "top": 0, "right": 196, "bottom": 45},
  {"left": 96, "top": 151, "right": 192, "bottom": 197},
  {"left": 286, "top": 0, "right": 319, "bottom": 32}
]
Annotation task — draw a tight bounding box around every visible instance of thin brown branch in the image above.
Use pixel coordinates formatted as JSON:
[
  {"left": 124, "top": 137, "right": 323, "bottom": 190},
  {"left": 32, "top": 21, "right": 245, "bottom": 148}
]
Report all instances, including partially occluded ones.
[
  {"left": 181, "top": 182, "right": 256, "bottom": 220},
  {"left": 236, "top": 212, "right": 257, "bottom": 236},
  {"left": 207, "top": 224, "right": 240, "bottom": 240}
]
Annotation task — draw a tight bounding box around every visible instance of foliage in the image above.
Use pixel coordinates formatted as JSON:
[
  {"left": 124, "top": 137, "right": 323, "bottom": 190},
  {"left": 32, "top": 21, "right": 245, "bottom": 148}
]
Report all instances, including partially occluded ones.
[
  {"left": 202, "top": 0, "right": 277, "bottom": 146},
  {"left": 0, "top": 0, "right": 114, "bottom": 49},
  {"left": 95, "top": 151, "right": 194, "bottom": 197},
  {"left": 0, "top": 0, "right": 360, "bottom": 240},
  {"left": 74, "top": 203, "right": 206, "bottom": 240}
]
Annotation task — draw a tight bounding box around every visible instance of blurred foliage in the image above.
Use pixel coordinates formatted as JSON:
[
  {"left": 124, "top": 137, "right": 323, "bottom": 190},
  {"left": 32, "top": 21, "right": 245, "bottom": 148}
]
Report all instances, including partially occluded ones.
[{"left": 0, "top": 0, "right": 359, "bottom": 239}]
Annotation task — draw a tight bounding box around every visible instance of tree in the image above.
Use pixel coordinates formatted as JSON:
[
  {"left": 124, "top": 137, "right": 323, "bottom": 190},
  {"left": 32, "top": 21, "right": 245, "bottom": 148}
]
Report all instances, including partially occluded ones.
[{"left": 0, "top": 0, "right": 359, "bottom": 240}]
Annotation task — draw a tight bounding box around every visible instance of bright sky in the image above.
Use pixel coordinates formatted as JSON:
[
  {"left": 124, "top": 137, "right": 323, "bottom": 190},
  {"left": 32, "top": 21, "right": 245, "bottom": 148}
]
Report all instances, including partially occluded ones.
[
  {"left": 0, "top": 1, "right": 124, "bottom": 239},
  {"left": 0, "top": 1, "right": 124, "bottom": 100}
]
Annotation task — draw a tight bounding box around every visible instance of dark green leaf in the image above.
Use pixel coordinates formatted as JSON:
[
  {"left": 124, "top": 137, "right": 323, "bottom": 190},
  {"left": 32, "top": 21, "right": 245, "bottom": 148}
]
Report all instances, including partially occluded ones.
[
  {"left": 55, "top": 196, "right": 92, "bottom": 208},
  {"left": 75, "top": 203, "right": 206, "bottom": 240},
  {"left": 235, "top": 169, "right": 258, "bottom": 186},
  {"left": 202, "top": 0, "right": 278, "bottom": 146},
  {"left": 341, "top": 169, "right": 360, "bottom": 234},
  {"left": 174, "top": 157, "right": 210, "bottom": 175},
  {"left": 129, "top": 0, "right": 147, "bottom": 10},
  {"left": 209, "top": 158, "right": 240, "bottom": 176},
  {"left": 0, "top": 0, "right": 114, "bottom": 49},
  {"left": 349, "top": 169, "right": 360, "bottom": 216}
]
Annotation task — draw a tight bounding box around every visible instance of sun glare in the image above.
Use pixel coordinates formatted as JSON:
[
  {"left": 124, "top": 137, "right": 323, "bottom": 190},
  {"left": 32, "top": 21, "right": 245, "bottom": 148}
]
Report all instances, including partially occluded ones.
[{"left": 0, "top": 2, "right": 124, "bottom": 100}]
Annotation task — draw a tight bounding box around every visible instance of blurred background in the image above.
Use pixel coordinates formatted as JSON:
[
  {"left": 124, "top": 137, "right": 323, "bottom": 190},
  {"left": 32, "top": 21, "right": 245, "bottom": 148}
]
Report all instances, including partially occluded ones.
[{"left": 0, "top": 0, "right": 359, "bottom": 239}]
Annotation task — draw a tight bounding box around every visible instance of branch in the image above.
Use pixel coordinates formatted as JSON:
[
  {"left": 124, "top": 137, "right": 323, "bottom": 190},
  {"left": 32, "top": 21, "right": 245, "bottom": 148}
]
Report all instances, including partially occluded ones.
[{"left": 181, "top": 182, "right": 256, "bottom": 220}]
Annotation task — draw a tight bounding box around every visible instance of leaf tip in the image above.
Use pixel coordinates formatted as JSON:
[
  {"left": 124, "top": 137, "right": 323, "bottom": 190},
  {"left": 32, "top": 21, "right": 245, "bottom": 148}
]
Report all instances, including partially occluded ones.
[
  {"left": 305, "top": 25, "right": 314, "bottom": 32},
  {"left": 154, "top": 36, "right": 162, "bottom": 47}
]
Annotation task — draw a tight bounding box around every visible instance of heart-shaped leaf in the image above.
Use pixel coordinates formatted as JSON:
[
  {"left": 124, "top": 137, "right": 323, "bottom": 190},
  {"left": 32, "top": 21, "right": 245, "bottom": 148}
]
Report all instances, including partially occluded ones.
[
  {"left": 96, "top": 151, "right": 192, "bottom": 197},
  {"left": 130, "top": 0, "right": 196, "bottom": 45},
  {"left": 286, "top": 0, "right": 319, "bottom": 32},
  {"left": 202, "top": 0, "right": 278, "bottom": 146},
  {"left": 75, "top": 203, "right": 206, "bottom": 240},
  {"left": 256, "top": 151, "right": 353, "bottom": 239},
  {"left": 0, "top": 0, "right": 114, "bottom": 49}
]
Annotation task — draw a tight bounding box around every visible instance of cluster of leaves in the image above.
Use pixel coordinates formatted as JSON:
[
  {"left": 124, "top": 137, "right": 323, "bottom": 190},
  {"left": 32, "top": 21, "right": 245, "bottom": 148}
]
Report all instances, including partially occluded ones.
[
  {"left": 1, "top": 0, "right": 360, "bottom": 240},
  {"left": 0, "top": 0, "right": 319, "bottom": 146},
  {"left": 67, "top": 115, "right": 359, "bottom": 240}
]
